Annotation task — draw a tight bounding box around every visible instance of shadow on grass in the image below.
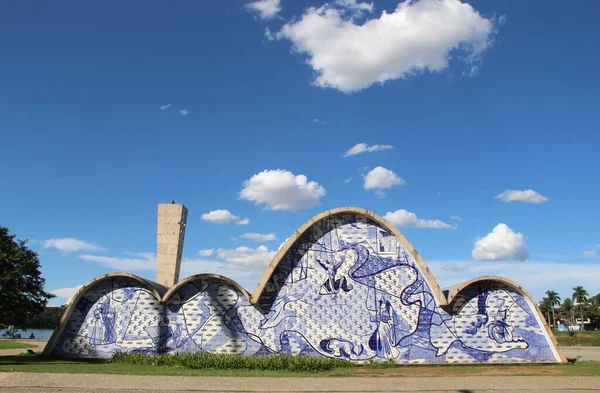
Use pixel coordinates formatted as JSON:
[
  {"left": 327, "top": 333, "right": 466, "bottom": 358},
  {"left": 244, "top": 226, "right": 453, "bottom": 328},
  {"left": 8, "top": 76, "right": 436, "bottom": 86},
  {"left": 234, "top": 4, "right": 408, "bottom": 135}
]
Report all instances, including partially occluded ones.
[{"left": 0, "top": 354, "right": 109, "bottom": 367}]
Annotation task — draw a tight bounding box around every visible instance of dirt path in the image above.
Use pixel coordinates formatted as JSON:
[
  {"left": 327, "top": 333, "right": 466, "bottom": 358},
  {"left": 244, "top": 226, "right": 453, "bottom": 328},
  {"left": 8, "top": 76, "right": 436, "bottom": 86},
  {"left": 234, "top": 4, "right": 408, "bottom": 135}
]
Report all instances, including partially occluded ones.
[{"left": 1, "top": 373, "right": 600, "bottom": 392}]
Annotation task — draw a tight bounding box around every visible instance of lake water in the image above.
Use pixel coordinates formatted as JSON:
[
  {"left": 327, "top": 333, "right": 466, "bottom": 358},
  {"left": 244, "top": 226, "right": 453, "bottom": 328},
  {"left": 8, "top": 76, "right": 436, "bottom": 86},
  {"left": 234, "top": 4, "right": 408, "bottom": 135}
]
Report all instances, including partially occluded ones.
[{"left": 0, "top": 328, "right": 55, "bottom": 339}]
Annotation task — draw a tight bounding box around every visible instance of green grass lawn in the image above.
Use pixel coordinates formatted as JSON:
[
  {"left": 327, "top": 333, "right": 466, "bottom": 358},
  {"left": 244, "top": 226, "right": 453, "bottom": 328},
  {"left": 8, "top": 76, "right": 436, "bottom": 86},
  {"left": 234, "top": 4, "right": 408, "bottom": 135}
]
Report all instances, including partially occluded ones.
[
  {"left": 0, "top": 341, "right": 37, "bottom": 350},
  {"left": 555, "top": 331, "right": 600, "bottom": 347},
  {"left": 1, "top": 354, "right": 600, "bottom": 377}
]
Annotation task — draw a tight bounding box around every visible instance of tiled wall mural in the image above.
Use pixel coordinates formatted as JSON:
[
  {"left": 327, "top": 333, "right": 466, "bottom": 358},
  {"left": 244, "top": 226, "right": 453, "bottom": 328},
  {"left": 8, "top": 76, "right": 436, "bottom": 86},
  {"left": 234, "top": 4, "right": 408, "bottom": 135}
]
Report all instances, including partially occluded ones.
[{"left": 50, "top": 212, "right": 561, "bottom": 363}]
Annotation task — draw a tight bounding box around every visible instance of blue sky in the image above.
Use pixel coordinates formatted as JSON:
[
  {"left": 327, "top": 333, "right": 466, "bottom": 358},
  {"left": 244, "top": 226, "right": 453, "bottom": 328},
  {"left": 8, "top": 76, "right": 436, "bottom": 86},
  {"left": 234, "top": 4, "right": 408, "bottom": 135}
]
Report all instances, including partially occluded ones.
[{"left": 1, "top": 0, "right": 599, "bottom": 305}]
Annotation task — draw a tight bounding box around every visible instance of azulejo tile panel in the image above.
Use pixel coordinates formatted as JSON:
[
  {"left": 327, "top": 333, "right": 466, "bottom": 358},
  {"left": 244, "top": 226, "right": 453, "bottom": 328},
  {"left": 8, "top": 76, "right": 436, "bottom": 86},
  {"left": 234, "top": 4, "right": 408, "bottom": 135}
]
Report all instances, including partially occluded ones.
[{"left": 52, "top": 212, "right": 561, "bottom": 363}]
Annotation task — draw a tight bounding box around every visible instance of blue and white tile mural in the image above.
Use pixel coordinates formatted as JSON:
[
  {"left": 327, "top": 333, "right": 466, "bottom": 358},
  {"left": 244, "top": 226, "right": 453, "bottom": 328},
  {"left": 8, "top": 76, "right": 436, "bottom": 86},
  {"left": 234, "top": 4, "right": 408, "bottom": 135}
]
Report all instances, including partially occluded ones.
[{"left": 49, "top": 212, "right": 561, "bottom": 363}]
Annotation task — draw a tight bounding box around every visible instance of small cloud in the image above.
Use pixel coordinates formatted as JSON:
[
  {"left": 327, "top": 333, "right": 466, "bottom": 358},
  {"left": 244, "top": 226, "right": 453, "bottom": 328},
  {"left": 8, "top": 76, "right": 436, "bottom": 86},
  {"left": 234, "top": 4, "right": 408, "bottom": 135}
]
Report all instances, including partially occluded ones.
[
  {"left": 245, "top": 0, "right": 281, "bottom": 20},
  {"left": 472, "top": 223, "right": 528, "bottom": 261},
  {"left": 197, "top": 249, "right": 214, "bottom": 257},
  {"left": 344, "top": 177, "right": 352, "bottom": 183},
  {"left": 437, "top": 191, "right": 445, "bottom": 197},
  {"left": 43, "top": 238, "right": 105, "bottom": 253},
  {"left": 583, "top": 250, "right": 597, "bottom": 258},
  {"left": 179, "top": 109, "right": 189, "bottom": 116},
  {"left": 383, "top": 209, "right": 455, "bottom": 229},
  {"left": 50, "top": 285, "right": 83, "bottom": 305},
  {"left": 240, "top": 169, "right": 326, "bottom": 211},
  {"left": 363, "top": 166, "right": 405, "bottom": 190},
  {"left": 343, "top": 143, "right": 393, "bottom": 157},
  {"left": 278, "top": 238, "right": 289, "bottom": 251},
  {"left": 160, "top": 104, "right": 171, "bottom": 110},
  {"left": 374, "top": 190, "right": 387, "bottom": 199},
  {"left": 216, "top": 245, "right": 276, "bottom": 270},
  {"left": 495, "top": 189, "right": 548, "bottom": 204},
  {"left": 450, "top": 215, "right": 462, "bottom": 222},
  {"left": 441, "top": 263, "right": 470, "bottom": 273},
  {"left": 201, "top": 209, "right": 239, "bottom": 224},
  {"left": 264, "top": 27, "right": 275, "bottom": 41},
  {"left": 236, "top": 218, "right": 250, "bottom": 225},
  {"left": 241, "top": 232, "right": 277, "bottom": 242},
  {"left": 335, "top": 0, "right": 374, "bottom": 18},
  {"left": 230, "top": 236, "right": 238, "bottom": 241},
  {"left": 312, "top": 118, "right": 326, "bottom": 124},
  {"left": 79, "top": 252, "right": 156, "bottom": 271}
]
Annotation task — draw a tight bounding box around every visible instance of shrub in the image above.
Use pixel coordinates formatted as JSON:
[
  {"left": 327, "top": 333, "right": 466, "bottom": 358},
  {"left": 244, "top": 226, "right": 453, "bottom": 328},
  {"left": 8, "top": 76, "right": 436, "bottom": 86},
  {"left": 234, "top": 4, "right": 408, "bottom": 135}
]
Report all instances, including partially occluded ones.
[{"left": 111, "top": 352, "right": 353, "bottom": 372}]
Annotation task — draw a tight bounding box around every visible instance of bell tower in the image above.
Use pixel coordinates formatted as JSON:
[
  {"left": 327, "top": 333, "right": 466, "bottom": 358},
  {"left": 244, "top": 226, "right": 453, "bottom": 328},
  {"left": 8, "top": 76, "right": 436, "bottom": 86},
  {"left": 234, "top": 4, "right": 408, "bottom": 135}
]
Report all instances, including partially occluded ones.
[{"left": 156, "top": 202, "right": 187, "bottom": 287}]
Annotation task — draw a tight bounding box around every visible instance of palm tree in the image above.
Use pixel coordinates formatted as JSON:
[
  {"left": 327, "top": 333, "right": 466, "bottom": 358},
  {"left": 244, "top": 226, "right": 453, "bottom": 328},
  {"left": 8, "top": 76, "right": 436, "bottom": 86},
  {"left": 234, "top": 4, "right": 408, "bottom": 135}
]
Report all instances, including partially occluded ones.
[
  {"left": 572, "top": 286, "right": 589, "bottom": 331},
  {"left": 545, "top": 290, "right": 561, "bottom": 328}
]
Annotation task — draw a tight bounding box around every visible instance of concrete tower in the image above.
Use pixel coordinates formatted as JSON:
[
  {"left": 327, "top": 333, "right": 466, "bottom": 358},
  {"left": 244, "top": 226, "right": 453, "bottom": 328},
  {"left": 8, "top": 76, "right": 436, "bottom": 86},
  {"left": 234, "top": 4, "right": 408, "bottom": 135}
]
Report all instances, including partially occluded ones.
[{"left": 156, "top": 202, "right": 188, "bottom": 287}]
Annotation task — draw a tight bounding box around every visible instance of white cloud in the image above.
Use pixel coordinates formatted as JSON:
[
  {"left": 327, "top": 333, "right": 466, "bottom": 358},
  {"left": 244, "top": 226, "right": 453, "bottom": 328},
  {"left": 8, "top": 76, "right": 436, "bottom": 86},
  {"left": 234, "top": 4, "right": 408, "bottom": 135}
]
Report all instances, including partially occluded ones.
[
  {"left": 472, "top": 223, "right": 528, "bottom": 261},
  {"left": 50, "top": 285, "right": 83, "bottom": 305},
  {"left": 428, "top": 259, "right": 600, "bottom": 302},
  {"left": 383, "top": 209, "right": 454, "bottom": 229},
  {"left": 246, "top": 0, "right": 281, "bottom": 20},
  {"left": 197, "top": 249, "right": 214, "bottom": 257},
  {"left": 450, "top": 215, "right": 462, "bottom": 221},
  {"left": 179, "top": 258, "right": 225, "bottom": 277},
  {"left": 240, "top": 169, "right": 326, "bottom": 211},
  {"left": 216, "top": 245, "right": 276, "bottom": 270},
  {"left": 264, "top": 27, "right": 276, "bottom": 41},
  {"left": 76, "top": 250, "right": 271, "bottom": 292},
  {"left": 201, "top": 209, "right": 241, "bottom": 224},
  {"left": 43, "top": 238, "right": 105, "bottom": 253},
  {"left": 179, "top": 109, "right": 189, "bottom": 116},
  {"left": 276, "top": 0, "right": 495, "bottom": 92},
  {"left": 241, "top": 232, "right": 277, "bottom": 242},
  {"left": 160, "top": 104, "right": 171, "bottom": 110},
  {"left": 344, "top": 177, "right": 352, "bottom": 183},
  {"left": 363, "top": 166, "right": 405, "bottom": 189},
  {"left": 343, "top": 142, "right": 393, "bottom": 157},
  {"left": 236, "top": 218, "right": 250, "bottom": 225},
  {"left": 374, "top": 190, "right": 387, "bottom": 199},
  {"left": 583, "top": 250, "right": 597, "bottom": 258},
  {"left": 278, "top": 238, "right": 289, "bottom": 251},
  {"left": 494, "top": 189, "right": 548, "bottom": 204},
  {"left": 312, "top": 118, "right": 326, "bottom": 124},
  {"left": 79, "top": 252, "right": 156, "bottom": 271},
  {"left": 335, "top": 0, "right": 374, "bottom": 18}
]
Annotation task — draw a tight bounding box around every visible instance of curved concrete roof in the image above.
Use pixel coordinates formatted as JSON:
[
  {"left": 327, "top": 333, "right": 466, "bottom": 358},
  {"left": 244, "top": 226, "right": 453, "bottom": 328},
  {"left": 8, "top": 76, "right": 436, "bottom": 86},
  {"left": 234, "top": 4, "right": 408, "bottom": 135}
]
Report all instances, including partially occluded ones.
[
  {"left": 43, "top": 207, "right": 563, "bottom": 362},
  {"left": 42, "top": 272, "right": 166, "bottom": 356},
  {"left": 162, "top": 273, "right": 252, "bottom": 303},
  {"left": 443, "top": 275, "right": 563, "bottom": 362},
  {"left": 250, "top": 206, "right": 447, "bottom": 304}
]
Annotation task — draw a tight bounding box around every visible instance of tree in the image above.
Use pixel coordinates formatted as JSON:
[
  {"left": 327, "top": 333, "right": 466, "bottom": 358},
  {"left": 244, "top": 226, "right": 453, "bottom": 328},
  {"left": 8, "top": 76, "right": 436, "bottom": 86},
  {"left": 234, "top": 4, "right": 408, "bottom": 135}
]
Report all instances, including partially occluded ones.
[
  {"left": 560, "top": 298, "right": 575, "bottom": 326},
  {"left": 545, "top": 290, "right": 561, "bottom": 328},
  {"left": 584, "top": 293, "right": 600, "bottom": 330},
  {"left": 0, "top": 226, "right": 55, "bottom": 327},
  {"left": 572, "top": 286, "right": 589, "bottom": 331},
  {"left": 539, "top": 297, "right": 553, "bottom": 326}
]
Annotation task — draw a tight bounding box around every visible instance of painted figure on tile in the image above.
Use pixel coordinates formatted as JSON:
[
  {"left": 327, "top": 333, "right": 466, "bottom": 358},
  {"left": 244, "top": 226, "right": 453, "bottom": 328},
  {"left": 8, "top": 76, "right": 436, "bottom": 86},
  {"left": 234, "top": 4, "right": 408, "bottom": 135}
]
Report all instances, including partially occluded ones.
[
  {"left": 90, "top": 297, "right": 116, "bottom": 345},
  {"left": 51, "top": 212, "right": 561, "bottom": 364},
  {"left": 317, "top": 257, "right": 352, "bottom": 295}
]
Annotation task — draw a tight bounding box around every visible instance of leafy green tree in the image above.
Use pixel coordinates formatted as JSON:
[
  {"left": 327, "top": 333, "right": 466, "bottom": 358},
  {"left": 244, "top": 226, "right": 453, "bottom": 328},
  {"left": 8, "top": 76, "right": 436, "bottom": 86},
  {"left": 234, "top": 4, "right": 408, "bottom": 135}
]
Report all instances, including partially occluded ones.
[
  {"left": 539, "top": 297, "right": 553, "bottom": 326},
  {"left": 560, "top": 298, "right": 575, "bottom": 326},
  {"left": 572, "top": 286, "right": 589, "bottom": 331},
  {"left": 584, "top": 294, "right": 600, "bottom": 329},
  {"left": 545, "top": 290, "right": 561, "bottom": 328},
  {"left": 0, "top": 226, "right": 55, "bottom": 327}
]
